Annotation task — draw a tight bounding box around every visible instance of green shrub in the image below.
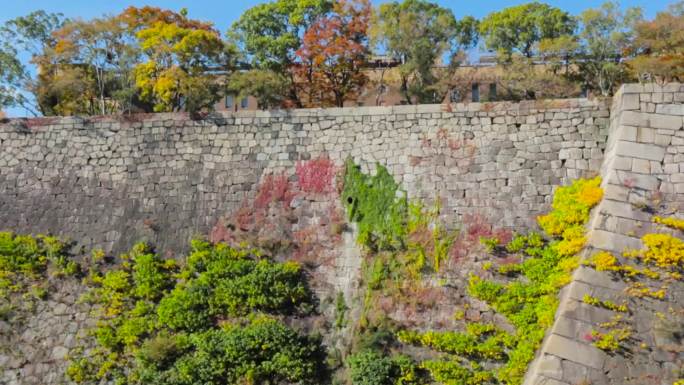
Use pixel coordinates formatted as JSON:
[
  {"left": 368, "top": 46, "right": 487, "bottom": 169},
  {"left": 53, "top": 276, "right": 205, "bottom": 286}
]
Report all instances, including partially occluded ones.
[
  {"left": 347, "top": 350, "right": 396, "bottom": 385},
  {"left": 69, "top": 240, "right": 324, "bottom": 385},
  {"left": 136, "top": 331, "right": 189, "bottom": 368},
  {"left": 420, "top": 360, "right": 493, "bottom": 385},
  {"left": 137, "top": 316, "right": 325, "bottom": 385},
  {"left": 335, "top": 292, "right": 348, "bottom": 329},
  {"left": 157, "top": 284, "right": 212, "bottom": 331},
  {"left": 131, "top": 244, "right": 175, "bottom": 300},
  {"left": 0, "top": 232, "right": 76, "bottom": 309}
]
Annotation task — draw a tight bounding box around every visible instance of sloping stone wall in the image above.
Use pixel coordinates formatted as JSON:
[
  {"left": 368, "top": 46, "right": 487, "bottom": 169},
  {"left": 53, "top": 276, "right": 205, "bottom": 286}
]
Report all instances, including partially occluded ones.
[
  {"left": 0, "top": 99, "right": 609, "bottom": 255},
  {"left": 525, "top": 83, "right": 684, "bottom": 385}
]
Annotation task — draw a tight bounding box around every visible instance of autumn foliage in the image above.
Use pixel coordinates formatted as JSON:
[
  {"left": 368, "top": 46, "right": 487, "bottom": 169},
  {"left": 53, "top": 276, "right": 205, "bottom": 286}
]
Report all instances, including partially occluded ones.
[
  {"left": 629, "top": 7, "right": 684, "bottom": 82},
  {"left": 295, "top": 0, "right": 370, "bottom": 107},
  {"left": 210, "top": 157, "right": 345, "bottom": 267},
  {"left": 296, "top": 156, "right": 337, "bottom": 194}
]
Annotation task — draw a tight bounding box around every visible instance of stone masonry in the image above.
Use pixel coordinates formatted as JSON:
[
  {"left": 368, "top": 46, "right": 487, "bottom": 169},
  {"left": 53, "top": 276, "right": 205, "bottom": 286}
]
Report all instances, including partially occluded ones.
[
  {"left": 0, "top": 85, "right": 683, "bottom": 385},
  {"left": 0, "top": 99, "right": 609, "bottom": 255},
  {"left": 525, "top": 83, "right": 684, "bottom": 385}
]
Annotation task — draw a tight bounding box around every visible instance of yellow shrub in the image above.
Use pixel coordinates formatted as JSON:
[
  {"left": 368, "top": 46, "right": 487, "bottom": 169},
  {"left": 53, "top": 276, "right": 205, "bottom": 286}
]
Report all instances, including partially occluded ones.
[
  {"left": 640, "top": 233, "right": 684, "bottom": 269},
  {"left": 590, "top": 251, "right": 620, "bottom": 272},
  {"left": 627, "top": 282, "right": 666, "bottom": 299},
  {"left": 558, "top": 256, "right": 579, "bottom": 273},
  {"left": 554, "top": 226, "right": 587, "bottom": 257},
  {"left": 653, "top": 216, "right": 684, "bottom": 231},
  {"left": 538, "top": 177, "right": 602, "bottom": 237}
]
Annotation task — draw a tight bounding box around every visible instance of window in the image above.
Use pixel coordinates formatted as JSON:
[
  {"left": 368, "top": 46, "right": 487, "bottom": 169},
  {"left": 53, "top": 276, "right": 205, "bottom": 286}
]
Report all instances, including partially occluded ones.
[
  {"left": 489, "top": 83, "right": 497, "bottom": 100},
  {"left": 450, "top": 89, "right": 461, "bottom": 102},
  {"left": 225, "top": 95, "right": 234, "bottom": 108},
  {"left": 240, "top": 97, "right": 248, "bottom": 109},
  {"left": 580, "top": 87, "right": 588, "bottom": 98},
  {"left": 471, "top": 83, "right": 480, "bottom": 102}
]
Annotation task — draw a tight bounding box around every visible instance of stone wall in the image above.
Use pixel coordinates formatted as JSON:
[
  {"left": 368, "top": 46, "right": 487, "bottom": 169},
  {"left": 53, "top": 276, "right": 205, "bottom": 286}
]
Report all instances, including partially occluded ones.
[
  {"left": 0, "top": 278, "right": 93, "bottom": 385},
  {"left": 525, "top": 83, "right": 684, "bottom": 385},
  {"left": 2, "top": 85, "right": 684, "bottom": 385},
  {"left": 0, "top": 99, "right": 610, "bottom": 255}
]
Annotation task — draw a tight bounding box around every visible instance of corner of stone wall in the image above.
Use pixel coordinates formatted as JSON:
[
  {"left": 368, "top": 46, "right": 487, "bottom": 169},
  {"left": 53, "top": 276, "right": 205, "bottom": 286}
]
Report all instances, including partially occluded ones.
[{"left": 524, "top": 83, "right": 684, "bottom": 385}]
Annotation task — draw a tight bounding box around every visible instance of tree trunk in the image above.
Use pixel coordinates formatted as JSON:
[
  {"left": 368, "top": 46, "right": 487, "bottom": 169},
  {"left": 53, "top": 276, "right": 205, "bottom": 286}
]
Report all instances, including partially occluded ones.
[
  {"left": 375, "top": 68, "right": 386, "bottom": 106},
  {"left": 400, "top": 75, "right": 412, "bottom": 105}
]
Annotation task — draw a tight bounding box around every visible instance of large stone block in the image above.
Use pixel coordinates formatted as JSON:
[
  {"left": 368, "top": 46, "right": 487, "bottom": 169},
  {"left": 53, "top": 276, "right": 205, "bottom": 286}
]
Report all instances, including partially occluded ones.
[
  {"left": 542, "top": 334, "right": 607, "bottom": 369},
  {"left": 655, "top": 104, "right": 684, "bottom": 116},
  {"left": 588, "top": 229, "right": 642, "bottom": 252},
  {"left": 620, "top": 110, "right": 683, "bottom": 130},
  {"left": 614, "top": 140, "right": 665, "bottom": 162}
]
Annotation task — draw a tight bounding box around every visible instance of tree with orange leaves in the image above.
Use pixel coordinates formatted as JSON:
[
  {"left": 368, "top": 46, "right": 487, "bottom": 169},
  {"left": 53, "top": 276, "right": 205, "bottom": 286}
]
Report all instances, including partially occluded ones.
[
  {"left": 629, "top": 2, "right": 684, "bottom": 83},
  {"left": 294, "top": 0, "right": 370, "bottom": 107},
  {"left": 116, "top": 6, "right": 215, "bottom": 33}
]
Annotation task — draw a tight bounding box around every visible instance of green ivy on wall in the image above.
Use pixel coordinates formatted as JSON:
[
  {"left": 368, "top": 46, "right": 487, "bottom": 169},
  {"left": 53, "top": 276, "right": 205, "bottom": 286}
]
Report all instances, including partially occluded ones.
[
  {"left": 342, "top": 157, "right": 408, "bottom": 252},
  {"left": 341, "top": 169, "right": 603, "bottom": 385}
]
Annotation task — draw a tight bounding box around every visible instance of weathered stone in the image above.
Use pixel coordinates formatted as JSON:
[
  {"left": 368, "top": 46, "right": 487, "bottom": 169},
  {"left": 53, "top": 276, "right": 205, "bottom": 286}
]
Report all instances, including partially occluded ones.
[
  {"left": 655, "top": 104, "right": 684, "bottom": 116},
  {"left": 535, "top": 354, "right": 564, "bottom": 380},
  {"left": 614, "top": 140, "right": 666, "bottom": 162},
  {"left": 631, "top": 158, "right": 650, "bottom": 173},
  {"left": 589, "top": 229, "right": 642, "bottom": 251},
  {"left": 553, "top": 315, "right": 594, "bottom": 341},
  {"left": 542, "top": 334, "right": 607, "bottom": 369},
  {"left": 650, "top": 113, "right": 683, "bottom": 129},
  {"left": 5, "top": 85, "right": 684, "bottom": 385}
]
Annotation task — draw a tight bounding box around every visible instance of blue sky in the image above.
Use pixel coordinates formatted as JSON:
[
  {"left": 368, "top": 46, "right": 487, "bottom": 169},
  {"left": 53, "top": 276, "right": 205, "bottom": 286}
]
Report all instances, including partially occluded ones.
[
  {"left": 1, "top": 0, "right": 676, "bottom": 116},
  {"left": 1, "top": 0, "right": 674, "bottom": 28}
]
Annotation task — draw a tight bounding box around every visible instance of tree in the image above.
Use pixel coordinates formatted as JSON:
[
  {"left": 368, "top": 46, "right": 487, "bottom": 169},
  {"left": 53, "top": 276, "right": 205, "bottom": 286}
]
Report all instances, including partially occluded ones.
[
  {"left": 230, "top": 0, "right": 332, "bottom": 107},
  {"left": 29, "top": 6, "right": 225, "bottom": 116},
  {"left": 539, "top": 34, "right": 580, "bottom": 74},
  {"left": 34, "top": 64, "right": 100, "bottom": 116},
  {"left": 0, "top": 46, "right": 28, "bottom": 113},
  {"left": 498, "top": 55, "right": 579, "bottom": 100},
  {"left": 628, "top": 2, "right": 684, "bottom": 82},
  {"left": 48, "top": 17, "right": 136, "bottom": 115},
  {"left": 117, "top": 6, "right": 216, "bottom": 32},
  {"left": 0, "top": 11, "right": 65, "bottom": 116},
  {"left": 134, "top": 19, "right": 231, "bottom": 113},
  {"left": 227, "top": 69, "right": 290, "bottom": 109},
  {"left": 373, "top": 0, "right": 477, "bottom": 104},
  {"left": 294, "top": 0, "right": 370, "bottom": 107},
  {"left": 574, "top": 2, "right": 642, "bottom": 95},
  {"left": 479, "top": 2, "right": 576, "bottom": 58}
]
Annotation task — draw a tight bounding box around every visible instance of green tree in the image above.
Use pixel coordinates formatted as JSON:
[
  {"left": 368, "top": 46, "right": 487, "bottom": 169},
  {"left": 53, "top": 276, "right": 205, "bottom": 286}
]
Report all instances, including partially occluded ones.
[
  {"left": 135, "top": 317, "right": 325, "bottom": 385},
  {"left": 0, "top": 46, "right": 28, "bottom": 113},
  {"left": 230, "top": 0, "right": 332, "bottom": 107},
  {"left": 574, "top": 2, "right": 642, "bottom": 95},
  {"left": 227, "top": 69, "right": 289, "bottom": 109},
  {"left": 498, "top": 54, "right": 579, "bottom": 100},
  {"left": 373, "top": 0, "right": 478, "bottom": 104},
  {"left": 0, "top": 11, "right": 65, "bottom": 116},
  {"left": 479, "top": 2, "right": 576, "bottom": 59}
]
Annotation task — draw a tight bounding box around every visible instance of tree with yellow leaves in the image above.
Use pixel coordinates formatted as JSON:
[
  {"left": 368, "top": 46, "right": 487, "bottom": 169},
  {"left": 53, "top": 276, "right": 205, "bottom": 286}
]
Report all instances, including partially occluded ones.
[{"left": 134, "top": 18, "right": 233, "bottom": 113}]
